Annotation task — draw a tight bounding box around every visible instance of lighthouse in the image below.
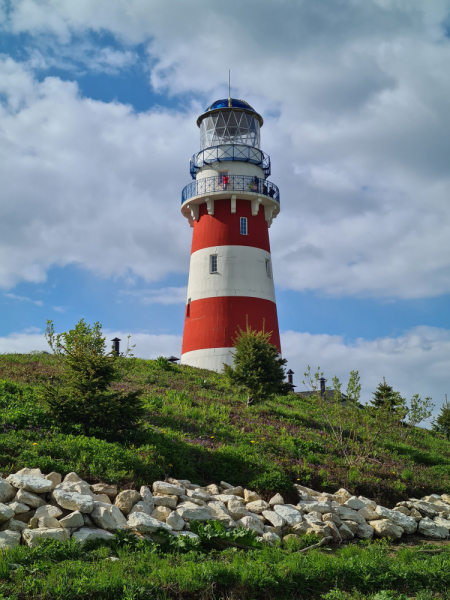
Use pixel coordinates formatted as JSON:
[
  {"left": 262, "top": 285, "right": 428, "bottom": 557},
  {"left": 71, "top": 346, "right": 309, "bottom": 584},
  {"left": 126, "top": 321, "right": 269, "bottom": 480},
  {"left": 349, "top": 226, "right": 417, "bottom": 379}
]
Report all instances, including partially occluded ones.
[{"left": 180, "top": 98, "right": 281, "bottom": 371}]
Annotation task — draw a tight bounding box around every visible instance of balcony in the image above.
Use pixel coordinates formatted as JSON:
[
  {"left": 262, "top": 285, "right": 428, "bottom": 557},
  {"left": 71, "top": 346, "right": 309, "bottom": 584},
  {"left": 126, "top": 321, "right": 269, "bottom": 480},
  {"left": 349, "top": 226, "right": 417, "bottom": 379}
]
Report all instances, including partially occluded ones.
[
  {"left": 190, "top": 145, "right": 271, "bottom": 178},
  {"left": 181, "top": 175, "right": 280, "bottom": 206}
]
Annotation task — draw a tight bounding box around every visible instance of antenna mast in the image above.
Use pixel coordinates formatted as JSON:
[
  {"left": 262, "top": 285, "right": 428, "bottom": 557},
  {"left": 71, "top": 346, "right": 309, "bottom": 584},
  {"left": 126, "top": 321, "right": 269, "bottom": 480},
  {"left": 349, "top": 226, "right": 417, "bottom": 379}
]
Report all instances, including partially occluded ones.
[{"left": 228, "top": 69, "right": 231, "bottom": 98}]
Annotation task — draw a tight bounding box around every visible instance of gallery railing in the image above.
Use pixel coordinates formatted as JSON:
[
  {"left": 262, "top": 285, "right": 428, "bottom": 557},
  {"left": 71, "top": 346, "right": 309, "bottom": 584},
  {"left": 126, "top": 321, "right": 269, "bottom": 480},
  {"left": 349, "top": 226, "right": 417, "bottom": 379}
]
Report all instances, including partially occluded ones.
[
  {"left": 189, "top": 145, "right": 271, "bottom": 178},
  {"left": 181, "top": 175, "right": 280, "bottom": 205}
]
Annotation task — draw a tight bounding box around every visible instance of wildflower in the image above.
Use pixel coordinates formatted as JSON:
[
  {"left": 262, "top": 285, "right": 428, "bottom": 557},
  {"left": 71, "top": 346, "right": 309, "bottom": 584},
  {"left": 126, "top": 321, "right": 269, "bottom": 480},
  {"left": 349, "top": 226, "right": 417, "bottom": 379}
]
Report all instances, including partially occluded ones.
[
  {"left": 210, "top": 436, "right": 214, "bottom": 439},
  {"left": 251, "top": 440, "right": 255, "bottom": 444},
  {"left": 33, "top": 443, "right": 38, "bottom": 446},
  {"left": 169, "top": 464, "right": 173, "bottom": 467}
]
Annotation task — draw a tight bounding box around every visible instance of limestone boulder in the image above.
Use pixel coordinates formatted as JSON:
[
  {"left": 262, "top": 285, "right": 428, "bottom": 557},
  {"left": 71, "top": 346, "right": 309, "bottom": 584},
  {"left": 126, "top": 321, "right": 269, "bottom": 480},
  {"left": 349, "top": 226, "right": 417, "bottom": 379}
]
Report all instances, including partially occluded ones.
[
  {"left": 175, "top": 503, "right": 212, "bottom": 522},
  {"left": 225, "top": 486, "right": 244, "bottom": 498},
  {"left": 371, "top": 519, "right": 404, "bottom": 540},
  {"left": 38, "top": 516, "right": 62, "bottom": 529},
  {"left": 153, "top": 495, "right": 177, "bottom": 509},
  {"left": 325, "top": 521, "right": 342, "bottom": 542},
  {"left": 151, "top": 506, "right": 171, "bottom": 522},
  {"left": 393, "top": 506, "right": 411, "bottom": 516},
  {"left": 441, "top": 494, "right": 450, "bottom": 504},
  {"left": 166, "top": 511, "right": 185, "bottom": 531},
  {"left": 63, "top": 472, "right": 82, "bottom": 483},
  {"left": 337, "top": 507, "right": 366, "bottom": 525},
  {"left": 186, "top": 489, "right": 212, "bottom": 502},
  {"left": 15, "top": 468, "right": 43, "bottom": 477},
  {"left": 6, "top": 474, "right": 53, "bottom": 494},
  {"left": 130, "top": 501, "right": 152, "bottom": 516},
  {"left": 339, "top": 522, "right": 354, "bottom": 540},
  {"left": 323, "top": 513, "right": 342, "bottom": 527},
  {"left": 410, "top": 508, "right": 423, "bottom": 521},
  {"left": 0, "top": 530, "right": 21, "bottom": 549},
  {"left": 356, "top": 522, "right": 375, "bottom": 540},
  {"left": 167, "top": 478, "right": 191, "bottom": 489},
  {"left": 262, "top": 531, "right": 281, "bottom": 545},
  {"left": 246, "top": 500, "right": 269, "bottom": 514},
  {"left": 303, "top": 502, "right": 331, "bottom": 514},
  {"left": 344, "top": 520, "right": 359, "bottom": 534},
  {"left": 152, "top": 481, "right": 184, "bottom": 496},
  {"left": 375, "top": 506, "right": 417, "bottom": 534},
  {"left": 411, "top": 501, "right": 438, "bottom": 519},
  {"left": 90, "top": 483, "right": 118, "bottom": 498},
  {"left": 59, "top": 511, "right": 84, "bottom": 529},
  {"left": 35, "top": 505, "right": 63, "bottom": 519},
  {"left": 127, "top": 512, "right": 173, "bottom": 534},
  {"left": 15, "top": 489, "right": 46, "bottom": 508},
  {"left": 418, "top": 517, "right": 448, "bottom": 540},
  {"left": 44, "top": 472, "right": 62, "bottom": 489},
  {"left": 343, "top": 496, "right": 366, "bottom": 511},
  {"left": 0, "top": 518, "right": 27, "bottom": 532},
  {"left": 358, "top": 496, "right": 377, "bottom": 510},
  {"left": 205, "top": 484, "right": 221, "bottom": 495},
  {"left": 114, "top": 490, "right": 141, "bottom": 515},
  {"left": 273, "top": 505, "right": 303, "bottom": 525},
  {"left": 334, "top": 488, "right": 352, "bottom": 504},
  {"left": 358, "top": 507, "right": 381, "bottom": 521},
  {"left": 236, "top": 515, "right": 264, "bottom": 535},
  {"left": 244, "top": 489, "right": 260, "bottom": 503},
  {"left": 23, "top": 527, "right": 70, "bottom": 548},
  {"left": 227, "top": 499, "right": 249, "bottom": 520},
  {"left": 0, "top": 503, "right": 14, "bottom": 524},
  {"left": 91, "top": 505, "right": 117, "bottom": 530},
  {"left": 53, "top": 490, "right": 94, "bottom": 513},
  {"left": 0, "top": 479, "right": 16, "bottom": 503},
  {"left": 93, "top": 494, "right": 111, "bottom": 504},
  {"left": 434, "top": 516, "right": 450, "bottom": 530},
  {"left": 8, "top": 502, "right": 29, "bottom": 515},
  {"left": 262, "top": 510, "right": 286, "bottom": 529},
  {"left": 72, "top": 528, "right": 115, "bottom": 544},
  {"left": 269, "top": 493, "right": 284, "bottom": 506},
  {"left": 303, "top": 511, "right": 323, "bottom": 524},
  {"left": 217, "top": 494, "right": 243, "bottom": 504}
]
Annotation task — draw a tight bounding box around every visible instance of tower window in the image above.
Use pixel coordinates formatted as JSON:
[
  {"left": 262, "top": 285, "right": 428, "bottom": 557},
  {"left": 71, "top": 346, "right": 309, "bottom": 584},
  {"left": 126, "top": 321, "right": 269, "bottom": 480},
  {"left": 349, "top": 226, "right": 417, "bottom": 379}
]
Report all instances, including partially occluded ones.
[
  {"left": 265, "top": 259, "right": 272, "bottom": 278},
  {"left": 240, "top": 217, "right": 248, "bottom": 235},
  {"left": 186, "top": 298, "right": 191, "bottom": 318},
  {"left": 210, "top": 254, "right": 218, "bottom": 273}
]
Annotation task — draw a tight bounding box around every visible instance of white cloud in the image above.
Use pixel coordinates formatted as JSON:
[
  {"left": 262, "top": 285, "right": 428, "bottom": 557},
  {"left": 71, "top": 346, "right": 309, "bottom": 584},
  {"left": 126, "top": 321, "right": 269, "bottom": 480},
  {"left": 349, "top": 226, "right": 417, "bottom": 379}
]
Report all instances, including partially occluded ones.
[
  {"left": 1, "top": 2, "right": 450, "bottom": 298},
  {"left": 3, "top": 293, "right": 43, "bottom": 306},
  {"left": 120, "top": 286, "right": 187, "bottom": 305},
  {"left": 281, "top": 326, "right": 450, "bottom": 418},
  {"left": 52, "top": 306, "right": 66, "bottom": 313}
]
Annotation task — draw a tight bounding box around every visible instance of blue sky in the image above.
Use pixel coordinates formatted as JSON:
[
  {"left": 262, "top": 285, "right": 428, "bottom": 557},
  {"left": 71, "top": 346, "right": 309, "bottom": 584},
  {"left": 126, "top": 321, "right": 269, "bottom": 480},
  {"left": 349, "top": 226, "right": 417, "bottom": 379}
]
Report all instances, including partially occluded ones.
[{"left": 0, "top": 0, "right": 450, "bottom": 413}]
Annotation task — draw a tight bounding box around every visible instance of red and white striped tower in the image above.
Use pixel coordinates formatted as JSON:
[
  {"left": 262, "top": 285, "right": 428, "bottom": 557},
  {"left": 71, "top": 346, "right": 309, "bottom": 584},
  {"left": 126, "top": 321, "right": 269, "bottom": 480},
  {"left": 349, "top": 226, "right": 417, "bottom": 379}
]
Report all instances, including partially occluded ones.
[{"left": 180, "top": 98, "right": 281, "bottom": 371}]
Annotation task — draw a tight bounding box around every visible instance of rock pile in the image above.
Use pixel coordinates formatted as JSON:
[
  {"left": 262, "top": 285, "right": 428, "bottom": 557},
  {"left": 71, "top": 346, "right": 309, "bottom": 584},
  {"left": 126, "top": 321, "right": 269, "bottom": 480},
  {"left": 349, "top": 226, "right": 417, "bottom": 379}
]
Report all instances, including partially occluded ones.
[{"left": 0, "top": 468, "right": 449, "bottom": 550}]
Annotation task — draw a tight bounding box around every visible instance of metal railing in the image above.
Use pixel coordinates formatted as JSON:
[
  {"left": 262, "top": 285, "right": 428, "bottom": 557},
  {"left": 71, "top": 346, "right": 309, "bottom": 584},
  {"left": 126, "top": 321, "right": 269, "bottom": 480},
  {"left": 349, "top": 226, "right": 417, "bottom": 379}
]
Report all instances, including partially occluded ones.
[
  {"left": 190, "top": 144, "right": 271, "bottom": 178},
  {"left": 181, "top": 175, "right": 280, "bottom": 205}
]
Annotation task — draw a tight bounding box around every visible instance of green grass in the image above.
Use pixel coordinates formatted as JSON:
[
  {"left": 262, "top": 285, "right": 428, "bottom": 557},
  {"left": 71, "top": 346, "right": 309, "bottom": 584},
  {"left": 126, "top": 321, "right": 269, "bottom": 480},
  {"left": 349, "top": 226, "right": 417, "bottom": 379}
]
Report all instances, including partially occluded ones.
[{"left": 1, "top": 352, "right": 450, "bottom": 598}]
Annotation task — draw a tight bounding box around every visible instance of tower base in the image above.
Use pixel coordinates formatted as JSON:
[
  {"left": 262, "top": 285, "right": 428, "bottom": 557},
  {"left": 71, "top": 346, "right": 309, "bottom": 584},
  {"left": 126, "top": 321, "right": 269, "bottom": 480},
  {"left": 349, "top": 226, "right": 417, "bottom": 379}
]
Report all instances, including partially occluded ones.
[{"left": 181, "top": 347, "right": 234, "bottom": 372}]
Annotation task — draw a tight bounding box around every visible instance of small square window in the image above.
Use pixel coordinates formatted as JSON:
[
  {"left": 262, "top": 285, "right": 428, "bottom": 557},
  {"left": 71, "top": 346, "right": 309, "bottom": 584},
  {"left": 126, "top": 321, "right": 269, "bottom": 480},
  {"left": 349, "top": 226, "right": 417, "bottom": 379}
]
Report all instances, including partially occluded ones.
[
  {"left": 240, "top": 217, "right": 248, "bottom": 235},
  {"left": 186, "top": 298, "right": 191, "bottom": 318},
  {"left": 265, "top": 259, "right": 272, "bottom": 278},
  {"left": 210, "top": 254, "right": 218, "bottom": 273}
]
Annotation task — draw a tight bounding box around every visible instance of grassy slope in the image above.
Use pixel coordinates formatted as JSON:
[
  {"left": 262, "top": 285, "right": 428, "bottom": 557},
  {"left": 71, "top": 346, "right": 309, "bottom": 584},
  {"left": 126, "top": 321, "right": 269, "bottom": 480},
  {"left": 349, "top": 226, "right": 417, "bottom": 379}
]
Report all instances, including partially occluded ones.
[{"left": 1, "top": 353, "right": 450, "bottom": 599}]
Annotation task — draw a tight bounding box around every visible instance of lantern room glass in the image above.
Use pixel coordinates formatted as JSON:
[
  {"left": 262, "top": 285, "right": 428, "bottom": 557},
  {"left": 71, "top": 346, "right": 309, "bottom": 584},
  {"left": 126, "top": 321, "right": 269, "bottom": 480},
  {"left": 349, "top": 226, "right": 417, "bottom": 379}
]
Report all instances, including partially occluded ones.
[{"left": 200, "top": 110, "right": 260, "bottom": 150}]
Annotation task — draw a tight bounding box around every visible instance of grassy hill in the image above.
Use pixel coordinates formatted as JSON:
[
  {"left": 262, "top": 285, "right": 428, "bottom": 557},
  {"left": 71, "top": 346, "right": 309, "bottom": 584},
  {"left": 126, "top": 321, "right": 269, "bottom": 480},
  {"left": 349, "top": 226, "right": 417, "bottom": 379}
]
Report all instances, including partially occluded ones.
[{"left": 1, "top": 352, "right": 450, "bottom": 599}]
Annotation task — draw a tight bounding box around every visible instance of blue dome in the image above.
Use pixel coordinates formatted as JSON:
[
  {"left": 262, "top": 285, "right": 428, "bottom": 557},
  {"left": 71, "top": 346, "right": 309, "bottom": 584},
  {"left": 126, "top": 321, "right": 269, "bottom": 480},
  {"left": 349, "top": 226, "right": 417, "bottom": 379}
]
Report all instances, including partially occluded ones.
[{"left": 197, "top": 98, "right": 263, "bottom": 127}]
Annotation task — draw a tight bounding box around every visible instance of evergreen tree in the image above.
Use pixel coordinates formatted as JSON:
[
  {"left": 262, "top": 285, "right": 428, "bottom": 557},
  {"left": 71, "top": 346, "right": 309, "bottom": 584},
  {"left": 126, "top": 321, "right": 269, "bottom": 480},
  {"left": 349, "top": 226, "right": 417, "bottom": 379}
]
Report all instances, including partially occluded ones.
[
  {"left": 223, "top": 323, "right": 290, "bottom": 406},
  {"left": 433, "top": 396, "right": 450, "bottom": 440},
  {"left": 41, "top": 319, "right": 144, "bottom": 437},
  {"left": 371, "top": 378, "right": 404, "bottom": 410}
]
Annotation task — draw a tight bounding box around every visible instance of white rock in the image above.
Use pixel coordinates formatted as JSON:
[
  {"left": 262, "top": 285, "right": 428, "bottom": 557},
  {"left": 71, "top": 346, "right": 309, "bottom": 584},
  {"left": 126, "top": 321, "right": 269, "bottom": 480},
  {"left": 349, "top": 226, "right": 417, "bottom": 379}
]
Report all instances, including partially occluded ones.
[
  {"left": 93, "top": 494, "right": 111, "bottom": 504},
  {"left": 0, "top": 503, "right": 14, "bottom": 524},
  {"left": 0, "top": 518, "right": 27, "bottom": 532},
  {"left": 227, "top": 499, "right": 249, "bottom": 520},
  {"left": 0, "top": 530, "right": 21, "bottom": 549},
  {"left": 337, "top": 507, "right": 366, "bottom": 524},
  {"left": 15, "top": 489, "right": 46, "bottom": 508},
  {"left": 53, "top": 490, "right": 94, "bottom": 513},
  {"left": 236, "top": 516, "right": 264, "bottom": 535},
  {"left": 7, "top": 501, "right": 29, "bottom": 515},
  {"left": 168, "top": 478, "right": 191, "bottom": 488},
  {"left": 304, "top": 512, "right": 323, "bottom": 524},
  {"left": 166, "top": 511, "right": 185, "bottom": 531},
  {"left": 151, "top": 506, "right": 171, "bottom": 522},
  {"left": 72, "top": 528, "right": 115, "bottom": 544},
  {"left": 418, "top": 517, "right": 449, "bottom": 540},
  {"left": 110, "top": 505, "right": 128, "bottom": 528},
  {"left": 393, "top": 506, "right": 411, "bottom": 516},
  {"left": 356, "top": 522, "right": 375, "bottom": 539},
  {"left": 245, "top": 500, "right": 269, "bottom": 514},
  {"left": 358, "top": 507, "right": 381, "bottom": 521},
  {"left": 375, "top": 506, "right": 417, "bottom": 534},
  {"left": 153, "top": 495, "right": 177, "bottom": 509},
  {"left": 176, "top": 504, "right": 212, "bottom": 522},
  {"left": 35, "top": 505, "right": 63, "bottom": 519},
  {"left": 152, "top": 481, "right": 184, "bottom": 496},
  {"left": 358, "top": 496, "right": 377, "bottom": 510},
  {"left": 6, "top": 474, "right": 53, "bottom": 494},
  {"left": 262, "top": 531, "right": 281, "bottom": 545},
  {"left": 130, "top": 501, "right": 152, "bottom": 515},
  {"left": 63, "top": 472, "right": 82, "bottom": 483},
  {"left": 38, "top": 516, "right": 62, "bottom": 529},
  {"left": 127, "top": 512, "right": 173, "bottom": 533},
  {"left": 91, "top": 505, "right": 117, "bottom": 530},
  {"left": 262, "top": 510, "right": 286, "bottom": 529},
  {"left": 115, "top": 490, "right": 141, "bottom": 515},
  {"left": 207, "top": 501, "right": 231, "bottom": 521},
  {"left": 339, "top": 522, "right": 355, "bottom": 540},
  {"left": 326, "top": 521, "right": 342, "bottom": 542},
  {"left": 269, "top": 493, "right": 284, "bottom": 506},
  {"left": 59, "top": 511, "right": 84, "bottom": 529},
  {"left": 0, "top": 479, "right": 16, "bottom": 503},
  {"left": 139, "top": 486, "right": 154, "bottom": 513},
  {"left": 344, "top": 496, "right": 366, "bottom": 511},
  {"left": 344, "top": 520, "right": 359, "bottom": 534},
  {"left": 44, "top": 472, "right": 62, "bottom": 488},
  {"left": 323, "top": 513, "right": 342, "bottom": 527},
  {"left": 23, "top": 527, "right": 70, "bottom": 548},
  {"left": 434, "top": 516, "right": 450, "bottom": 530},
  {"left": 371, "top": 519, "right": 404, "bottom": 540},
  {"left": 244, "top": 489, "right": 261, "bottom": 503},
  {"left": 15, "top": 468, "right": 43, "bottom": 477},
  {"left": 273, "top": 505, "right": 303, "bottom": 525},
  {"left": 186, "top": 489, "right": 212, "bottom": 502},
  {"left": 216, "top": 494, "right": 244, "bottom": 503},
  {"left": 90, "top": 483, "right": 118, "bottom": 498},
  {"left": 334, "top": 488, "right": 352, "bottom": 504},
  {"left": 303, "top": 502, "right": 331, "bottom": 514}
]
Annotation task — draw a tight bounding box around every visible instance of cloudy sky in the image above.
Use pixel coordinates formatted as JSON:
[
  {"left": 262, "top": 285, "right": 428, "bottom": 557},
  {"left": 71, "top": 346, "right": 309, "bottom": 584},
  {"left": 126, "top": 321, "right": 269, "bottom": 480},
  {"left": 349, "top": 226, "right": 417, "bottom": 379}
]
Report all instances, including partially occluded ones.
[{"left": 0, "top": 0, "right": 449, "bottom": 413}]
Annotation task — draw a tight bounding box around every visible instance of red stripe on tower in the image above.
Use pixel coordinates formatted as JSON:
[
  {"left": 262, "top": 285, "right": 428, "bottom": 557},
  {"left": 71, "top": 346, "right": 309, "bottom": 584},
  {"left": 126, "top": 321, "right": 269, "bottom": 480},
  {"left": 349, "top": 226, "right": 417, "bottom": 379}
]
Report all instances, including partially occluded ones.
[{"left": 180, "top": 97, "right": 281, "bottom": 372}]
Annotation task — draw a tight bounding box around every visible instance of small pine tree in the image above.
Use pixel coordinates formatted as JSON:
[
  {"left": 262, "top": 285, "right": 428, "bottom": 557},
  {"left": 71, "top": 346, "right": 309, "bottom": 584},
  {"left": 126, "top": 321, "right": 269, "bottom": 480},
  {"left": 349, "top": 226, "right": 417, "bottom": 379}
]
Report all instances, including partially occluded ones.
[
  {"left": 41, "top": 319, "right": 144, "bottom": 437},
  {"left": 223, "top": 323, "right": 290, "bottom": 406},
  {"left": 371, "top": 378, "right": 404, "bottom": 410},
  {"left": 433, "top": 396, "right": 450, "bottom": 440}
]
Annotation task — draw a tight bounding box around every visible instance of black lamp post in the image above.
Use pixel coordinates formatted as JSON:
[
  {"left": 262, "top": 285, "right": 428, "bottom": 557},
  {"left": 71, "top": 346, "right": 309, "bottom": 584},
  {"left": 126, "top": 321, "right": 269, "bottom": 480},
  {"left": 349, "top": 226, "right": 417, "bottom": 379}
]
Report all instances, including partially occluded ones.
[{"left": 111, "top": 337, "right": 121, "bottom": 356}]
